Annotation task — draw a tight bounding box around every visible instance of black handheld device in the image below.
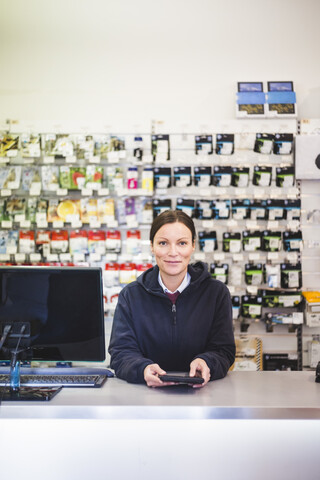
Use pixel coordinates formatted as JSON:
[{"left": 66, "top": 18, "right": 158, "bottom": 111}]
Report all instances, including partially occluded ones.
[{"left": 159, "top": 374, "right": 204, "bottom": 385}]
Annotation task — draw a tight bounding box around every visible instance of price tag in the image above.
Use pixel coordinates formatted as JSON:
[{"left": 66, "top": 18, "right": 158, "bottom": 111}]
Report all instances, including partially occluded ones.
[
  {"left": 202, "top": 220, "right": 214, "bottom": 229},
  {"left": 80, "top": 188, "right": 92, "bottom": 196},
  {"left": 216, "top": 188, "right": 227, "bottom": 196},
  {"left": 267, "top": 221, "right": 279, "bottom": 229},
  {"left": 23, "top": 157, "right": 35, "bottom": 164},
  {"left": 98, "top": 188, "right": 109, "bottom": 196},
  {"left": 0, "top": 254, "right": 10, "bottom": 261},
  {"left": 89, "top": 156, "right": 101, "bottom": 164},
  {"left": 15, "top": 214, "right": 26, "bottom": 223},
  {"left": 246, "top": 220, "right": 258, "bottom": 230},
  {"left": 271, "top": 188, "right": 280, "bottom": 198},
  {"left": 56, "top": 188, "right": 68, "bottom": 196},
  {"left": 7, "top": 181, "right": 19, "bottom": 190},
  {"left": 36, "top": 219, "right": 48, "bottom": 228},
  {"left": 7, "top": 246, "right": 17, "bottom": 254},
  {"left": 247, "top": 286, "right": 258, "bottom": 295},
  {"left": 105, "top": 253, "right": 118, "bottom": 262},
  {"left": 126, "top": 220, "right": 138, "bottom": 229},
  {"left": 48, "top": 183, "right": 59, "bottom": 191},
  {"left": 200, "top": 189, "right": 211, "bottom": 197},
  {"left": 236, "top": 188, "right": 246, "bottom": 196},
  {"left": 288, "top": 220, "right": 300, "bottom": 231},
  {"left": 30, "top": 253, "right": 41, "bottom": 263},
  {"left": 249, "top": 253, "right": 261, "bottom": 261},
  {"left": 193, "top": 253, "right": 206, "bottom": 261},
  {"left": 30, "top": 183, "right": 41, "bottom": 195},
  {"left": 117, "top": 188, "right": 127, "bottom": 197},
  {"left": 107, "top": 151, "right": 120, "bottom": 162},
  {"left": 227, "top": 219, "right": 238, "bottom": 228},
  {"left": 253, "top": 188, "right": 265, "bottom": 199},
  {"left": 60, "top": 253, "right": 72, "bottom": 262},
  {"left": 47, "top": 254, "right": 59, "bottom": 262},
  {"left": 214, "top": 253, "right": 225, "bottom": 261},
  {"left": 287, "top": 252, "right": 298, "bottom": 263},
  {"left": 20, "top": 220, "right": 31, "bottom": 228},
  {"left": 15, "top": 253, "right": 26, "bottom": 263},
  {"left": 107, "top": 220, "right": 119, "bottom": 228},
  {"left": 43, "top": 156, "right": 55, "bottom": 164},
  {"left": 71, "top": 220, "right": 83, "bottom": 229},
  {"left": 53, "top": 220, "right": 64, "bottom": 228},
  {"left": 89, "top": 220, "right": 101, "bottom": 229},
  {"left": 142, "top": 155, "right": 153, "bottom": 164},
  {"left": 65, "top": 155, "right": 77, "bottom": 164},
  {"left": 1, "top": 220, "right": 12, "bottom": 229},
  {"left": 268, "top": 252, "right": 279, "bottom": 261},
  {"left": 1, "top": 189, "right": 11, "bottom": 197},
  {"left": 89, "top": 253, "right": 101, "bottom": 262},
  {"left": 73, "top": 253, "right": 85, "bottom": 262},
  {"left": 233, "top": 254, "right": 244, "bottom": 262},
  {"left": 288, "top": 187, "right": 299, "bottom": 196}
]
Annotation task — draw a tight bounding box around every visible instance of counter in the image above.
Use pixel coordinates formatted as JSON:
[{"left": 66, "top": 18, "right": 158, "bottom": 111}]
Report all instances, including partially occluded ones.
[{"left": 0, "top": 372, "right": 319, "bottom": 480}]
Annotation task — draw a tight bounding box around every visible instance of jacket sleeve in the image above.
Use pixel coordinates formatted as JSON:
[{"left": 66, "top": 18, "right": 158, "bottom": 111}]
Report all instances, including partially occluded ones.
[
  {"left": 195, "top": 286, "right": 235, "bottom": 380},
  {"left": 108, "top": 288, "right": 154, "bottom": 384}
]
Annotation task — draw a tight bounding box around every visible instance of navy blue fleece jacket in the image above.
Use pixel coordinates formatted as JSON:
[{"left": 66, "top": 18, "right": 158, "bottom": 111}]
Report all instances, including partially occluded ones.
[{"left": 108, "top": 261, "right": 235, "bottom": 384}]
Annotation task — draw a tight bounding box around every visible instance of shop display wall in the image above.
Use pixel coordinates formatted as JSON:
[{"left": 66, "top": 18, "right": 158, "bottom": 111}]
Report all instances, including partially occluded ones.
[{"left": 1, "top": 118, "right": 319, "bottom": 369}]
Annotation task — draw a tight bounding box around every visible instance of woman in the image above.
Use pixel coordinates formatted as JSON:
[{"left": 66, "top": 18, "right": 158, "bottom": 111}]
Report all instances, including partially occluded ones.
[{"left": 108, "top": 210, "right": 235, "bottom": 387}]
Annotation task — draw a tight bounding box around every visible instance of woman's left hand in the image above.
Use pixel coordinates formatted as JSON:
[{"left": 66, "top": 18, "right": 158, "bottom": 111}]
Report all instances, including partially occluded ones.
[{"left": 189, "top": 358, "right": 210, "bottom": 388}]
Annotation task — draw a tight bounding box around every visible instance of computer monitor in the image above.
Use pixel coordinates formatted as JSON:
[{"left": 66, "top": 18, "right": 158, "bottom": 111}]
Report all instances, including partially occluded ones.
[{"left": 0, "top": 266, "right": 106, "bottom": 363}]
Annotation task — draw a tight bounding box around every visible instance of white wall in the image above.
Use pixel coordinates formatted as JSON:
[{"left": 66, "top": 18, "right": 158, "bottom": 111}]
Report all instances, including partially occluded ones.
[{"left": 1, "top": 0, "right": 320, "bottom": 132}]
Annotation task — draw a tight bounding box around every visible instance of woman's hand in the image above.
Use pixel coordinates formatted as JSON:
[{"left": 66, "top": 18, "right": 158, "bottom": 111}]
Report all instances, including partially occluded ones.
[
  {"left": 189, "top": 358, "right": 210, "bottom": 388},
  {"left": 144, "top": 363, "right": 175, "bottom": 388}
]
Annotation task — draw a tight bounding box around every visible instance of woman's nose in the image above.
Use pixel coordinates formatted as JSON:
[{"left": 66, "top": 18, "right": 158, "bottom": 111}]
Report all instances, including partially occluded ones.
[{"left": 168, "top": 244, "right": 177, "bottom": 255}]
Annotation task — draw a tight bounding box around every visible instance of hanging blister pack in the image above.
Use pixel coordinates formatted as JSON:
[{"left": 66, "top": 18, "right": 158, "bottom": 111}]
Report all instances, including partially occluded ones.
[
  {"left": 198, "top": 231, "right": 218, "bottom": 252},
  {"left": 223, "top": 232, "right": 242, "bottom": 253},
  {"left": 216, "top": 134, "right": 234, "bottom": 155},
  {"left": 245, "top": 263, "right": 264, "bottom": 286},
  {"left": 210, "top": 263, "right": 229, "bottom": 284},
  {"left": 195, "top": 199, "right": 213, "bottom": 219},
  {"left": 195, "top": 135, "right": 213, "bottom": 155},
  {"left": 194, "top": 166, "right": 212, "bottom": 187},
  {"left": 212, "top": 166, "right": 232, "bottom": 187},
  {"left": 280, "top": 263, "right": 302, "bottom": 289},
  {"left": 253, "top": 166, "right": 272, "bottom": 187},
  {"left": 276, "top": 166, "right": 295, "bottom": 188},
  {"left": 283, "top": 231, "right": 303, "bottom": 252},
  {"left": 154, "top": 167, "right": 172, "bottom": 189}
]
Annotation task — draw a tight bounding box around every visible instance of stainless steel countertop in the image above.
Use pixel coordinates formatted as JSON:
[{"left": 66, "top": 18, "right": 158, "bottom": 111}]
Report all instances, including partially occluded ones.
[{"left": 1, "top": 371, "right": 320, "bottom": 420}]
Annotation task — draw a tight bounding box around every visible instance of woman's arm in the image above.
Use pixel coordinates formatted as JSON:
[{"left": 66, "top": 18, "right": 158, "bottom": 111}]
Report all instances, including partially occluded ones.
[
  {"left": 193, "top": 287, "right": 236, "bottom": 380},
  {"left": 108, "top": 290, "right": 154, "bottom": 383}
]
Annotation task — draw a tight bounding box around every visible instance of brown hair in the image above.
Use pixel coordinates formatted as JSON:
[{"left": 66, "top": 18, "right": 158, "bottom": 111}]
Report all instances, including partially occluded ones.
[{"left": 150, "top": 210, "right": 196, "bottom": 244}]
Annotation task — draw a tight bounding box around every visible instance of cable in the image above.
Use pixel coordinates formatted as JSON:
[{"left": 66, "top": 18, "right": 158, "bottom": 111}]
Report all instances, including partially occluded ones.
[
  {"left": 0, "top": 324, "right": 26, "bottom": 405},
  {"left": 0, "top": 325, "right": 11, "bottom": 351}
]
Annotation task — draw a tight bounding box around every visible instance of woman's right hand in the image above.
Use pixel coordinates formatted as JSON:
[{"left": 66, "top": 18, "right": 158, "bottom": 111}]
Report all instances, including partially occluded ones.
[{"left": 144, "top": 363, "right": 175, "bottom": 387}]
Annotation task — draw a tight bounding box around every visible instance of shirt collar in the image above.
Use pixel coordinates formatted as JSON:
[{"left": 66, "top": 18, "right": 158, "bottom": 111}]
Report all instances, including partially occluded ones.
[{"left": 158, "top": 271, "right": 191, "bottom": 294}]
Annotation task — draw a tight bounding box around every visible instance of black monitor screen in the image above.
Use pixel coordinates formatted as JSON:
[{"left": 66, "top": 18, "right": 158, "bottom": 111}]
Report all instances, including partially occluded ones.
[{"left": 0, "top": 266, "right": 105, "bottom": 362}]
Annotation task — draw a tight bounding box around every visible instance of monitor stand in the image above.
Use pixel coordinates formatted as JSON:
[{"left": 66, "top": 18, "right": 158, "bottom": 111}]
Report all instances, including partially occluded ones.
[
  {"left": 1, "top": 346, "right": 62, "bottom": 402},
  {"left": 1, "top": 386, "right": 62, "bottom": 401}
]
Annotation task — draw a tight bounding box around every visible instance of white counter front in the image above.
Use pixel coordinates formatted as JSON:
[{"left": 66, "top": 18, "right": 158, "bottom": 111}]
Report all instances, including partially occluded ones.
[{"left": 0, "top": 372, "right": 319, "bottom": 480}]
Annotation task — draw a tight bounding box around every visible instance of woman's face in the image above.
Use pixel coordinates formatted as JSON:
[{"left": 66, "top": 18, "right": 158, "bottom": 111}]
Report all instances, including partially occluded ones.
[{"left": 151, "top": 221, "right": 195, "bottom": 280}]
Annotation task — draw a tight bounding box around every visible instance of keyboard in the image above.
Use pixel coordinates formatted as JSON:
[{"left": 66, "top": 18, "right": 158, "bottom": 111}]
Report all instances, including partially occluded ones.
[
  {"left": 0, "top": 373, "right": 108, "bottom": 388},
  {"left": 0, "top": 367, "right": 113, "bottom": 388}
]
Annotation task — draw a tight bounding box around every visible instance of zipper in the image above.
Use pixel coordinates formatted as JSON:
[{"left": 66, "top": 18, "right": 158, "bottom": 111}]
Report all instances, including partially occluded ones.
[{"left": 172, "top": 303, "right": 177, "bottom": 325}]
